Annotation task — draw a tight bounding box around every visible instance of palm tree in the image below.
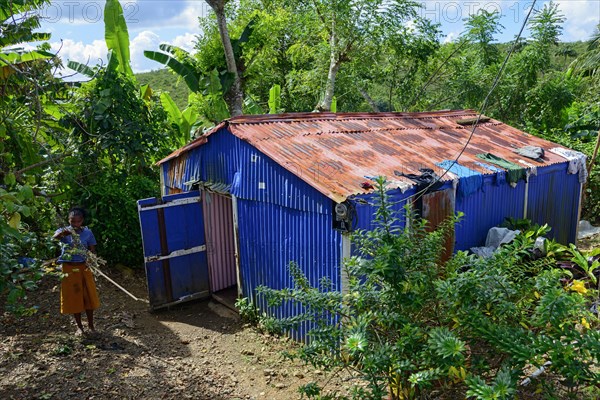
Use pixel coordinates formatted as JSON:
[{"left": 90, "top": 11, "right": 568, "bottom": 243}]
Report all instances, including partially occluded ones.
[{"left": 572, "top": 24, "right": 600, "bottom": 77}]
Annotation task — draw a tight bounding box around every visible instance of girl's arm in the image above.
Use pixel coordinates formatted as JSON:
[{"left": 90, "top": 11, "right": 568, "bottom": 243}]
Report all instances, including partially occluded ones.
[
  {"left": 53, "top": 228, "right": 70, "bottom": 240},
  {"left": 88, "top": 244, "right": 96, "bottom": 254}
]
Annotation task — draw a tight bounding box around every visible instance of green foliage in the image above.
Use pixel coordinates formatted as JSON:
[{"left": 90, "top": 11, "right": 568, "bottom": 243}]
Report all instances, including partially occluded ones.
[
  {"left": 255, "top": 178, "right": 599, "bottom": 399},
  {"left": 136, "top": 69, "right": 190, "bottom": 110},
  {"left": 463, "top": 10, "right": 504, "bottom": 65},
  {"left": 104, "top": 0, "right": 133, "bottom": 77},
  {"left": 268, "top": 84, "right": 281, "bottom": 114},
  {"left": 0, "top": 0, "right": 63, "bottom": 314},
  {"left": 144, "top": 44, "right": 201, "bottom": 92},
  {"left": 235, "top": 297, "right": 259, "bottom": 324},
  {"left": 160, "top": 92, "right": 198, "bottom": 147}
]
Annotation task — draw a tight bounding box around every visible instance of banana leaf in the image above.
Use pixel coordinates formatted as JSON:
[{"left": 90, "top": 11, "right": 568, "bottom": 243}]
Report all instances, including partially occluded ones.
[
  {"left": 67, "top": 60, "right": 96, "bottom": 78},
  {"left": 144, "top": 50, "right": 200, "bottom": 92},
  {"left": 104, "top": 0, "right": 133, "bottom": 76}
]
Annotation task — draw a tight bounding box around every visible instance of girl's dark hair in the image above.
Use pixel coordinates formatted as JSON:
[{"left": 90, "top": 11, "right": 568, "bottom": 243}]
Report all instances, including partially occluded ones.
[{"left": 68, "top": 207, "right": 86, "bottom": 219}]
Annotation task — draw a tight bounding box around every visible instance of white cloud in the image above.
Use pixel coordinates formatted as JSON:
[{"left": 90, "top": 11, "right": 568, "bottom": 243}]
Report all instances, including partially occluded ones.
[
  {"left": 443, "top": 31, "right": 460, "bottom": 44},
  {"left": 554, "top": 0, "right": 600, "bottom": 41},
  {"left": 171, "top": 32, "right": 198, "bottom": 52},
  {"left": 51, "top": 39, "right": 107, "bottom": 76},
  {"left": 164, "top": 2, "right": 208, "bottom": 32},
  {"left": 130, "top": 30, "right": 161, "bottom": 72}
]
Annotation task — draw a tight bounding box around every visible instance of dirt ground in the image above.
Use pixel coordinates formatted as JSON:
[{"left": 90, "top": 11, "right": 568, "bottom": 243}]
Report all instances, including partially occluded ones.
[
  {"left": 0, "top": 268, "right": 349, "bottom": 400},
  {"left": 2, "top": 234, "right": 599, "bottom": 400}
]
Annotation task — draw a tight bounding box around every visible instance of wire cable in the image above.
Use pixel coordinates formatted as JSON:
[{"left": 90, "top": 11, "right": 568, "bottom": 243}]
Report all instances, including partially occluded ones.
[{"left": 406, "top": 0, "right": 538, "bottom": 205}]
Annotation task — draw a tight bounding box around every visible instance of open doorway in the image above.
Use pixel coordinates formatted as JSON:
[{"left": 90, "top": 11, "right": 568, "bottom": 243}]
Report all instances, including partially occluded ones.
[{"left": 202, "top": 191, "right": 238, "bottom": 311}]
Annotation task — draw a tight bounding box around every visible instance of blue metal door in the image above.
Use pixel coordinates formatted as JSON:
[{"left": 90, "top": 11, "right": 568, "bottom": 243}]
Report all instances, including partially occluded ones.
[{"left": 137, "top": 191, "right": 210, "bottom": 309}]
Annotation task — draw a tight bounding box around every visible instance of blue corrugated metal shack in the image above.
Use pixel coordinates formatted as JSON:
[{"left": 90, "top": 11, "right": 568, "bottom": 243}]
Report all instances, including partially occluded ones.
[{"left": 137, "top": 110, "right": 585, "bottom": 338}]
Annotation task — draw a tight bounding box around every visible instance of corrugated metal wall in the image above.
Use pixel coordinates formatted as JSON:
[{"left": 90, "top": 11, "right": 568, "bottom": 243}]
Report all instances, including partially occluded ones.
[
  {"left": 203, "top": 192, "right": 237, "bottom": 292},
  {"left": 352, "top": 187, "right": 417, "bottom": 233},
  {"left": 527, "top": 163, "right": 580, "bottom": 244},
  {"left": 162, "top": 129, "right": 331, "bottom": 214},
  {"left": 138, "top": 192, "right": 210, "bottom": 308},
  {"left": 236, "top": 198, "right": 342, "bottom": 341},
  {"left": 455, "top": 175, "right": 527, "bottom": 251}
]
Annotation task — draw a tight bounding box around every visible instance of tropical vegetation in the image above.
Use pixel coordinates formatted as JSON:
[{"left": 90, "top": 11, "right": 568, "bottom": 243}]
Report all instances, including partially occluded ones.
[{"left": 1, "top": 3, "right": 599, "bottom": 398}]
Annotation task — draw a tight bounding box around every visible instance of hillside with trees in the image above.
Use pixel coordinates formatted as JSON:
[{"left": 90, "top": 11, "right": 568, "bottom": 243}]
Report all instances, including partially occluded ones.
[{"left": 136, "top": 69, "right": 190, "bottom": 110}]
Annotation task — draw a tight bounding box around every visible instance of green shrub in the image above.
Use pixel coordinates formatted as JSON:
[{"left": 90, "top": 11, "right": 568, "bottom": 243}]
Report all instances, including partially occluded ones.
[{"left": 256, "top": 177, "right": 599, "bottom": 399}]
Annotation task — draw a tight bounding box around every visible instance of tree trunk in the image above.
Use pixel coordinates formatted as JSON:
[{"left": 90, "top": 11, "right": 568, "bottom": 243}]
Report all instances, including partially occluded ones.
[
  {"left": 206, "top": 0, "right": 243, "bottom": 117},
  {"left": 583, "top": 129, "right": 600, "bottom": 203},
  {"left": 316, "top": 21, "right": 341, "bottom": 112},
  {"left": 359, "top": 87, "right": 380, "bottom": 112}
]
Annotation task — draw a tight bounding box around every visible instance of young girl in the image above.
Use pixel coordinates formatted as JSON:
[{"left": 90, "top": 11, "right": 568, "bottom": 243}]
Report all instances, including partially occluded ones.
[{"left": 53, "top": 207, "right": 100, "bottom": 334}]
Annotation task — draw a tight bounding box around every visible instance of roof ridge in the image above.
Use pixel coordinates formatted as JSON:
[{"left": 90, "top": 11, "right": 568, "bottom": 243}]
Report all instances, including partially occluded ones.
[{"left": 227, "top": 110, "right": 479, "bottom": 125}]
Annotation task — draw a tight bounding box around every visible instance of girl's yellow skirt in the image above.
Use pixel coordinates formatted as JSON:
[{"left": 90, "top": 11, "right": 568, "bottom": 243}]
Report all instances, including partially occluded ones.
[{"left": 60, "top": 263, "right": 100, "bottom": 314}]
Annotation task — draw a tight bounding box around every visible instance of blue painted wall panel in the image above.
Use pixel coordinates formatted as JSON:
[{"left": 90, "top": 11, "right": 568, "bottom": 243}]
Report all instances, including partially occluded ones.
[
  {"left": 455, "top": 176, "right": 527, "bottom": 251},
  {"left": 352, "top": 187, "right": 416, "bottom": 235},
  {"left": 162, "top": 129, "right": 331, "bottom": 214},
  {"left": 527, "top": 163, "right": 580, "bottom": 244},
  {"left": 138, "top": 191, "right": 210, "bottom": 308},
  {"left": 236, "top": 198, "right": 342, "bottom": 341}
]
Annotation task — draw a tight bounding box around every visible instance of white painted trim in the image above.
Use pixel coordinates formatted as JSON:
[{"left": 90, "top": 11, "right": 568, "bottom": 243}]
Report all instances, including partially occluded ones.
[
  {"left": 138, "top": 196, "right": 200, "bottom": 212},
  {"left": 150, "top": 290, "right": 211, "bottom": 311},
  {"left": 144, "top": 245, "right": 206, "bottom": 263},
  {"left": 575, "top": 183, "right": 584, "bottom": 242},
  {"left": 160, "top": 164, "right": 166, "bottom": 198},
  {"left": 231, "top": 195, "right": 243, "bottom": 297},
  {"left": 523, "top": 177, "right": 529, "bottom": 219},
  {"left": 341, "top": 234, "right": 351, "bottom": 295}
]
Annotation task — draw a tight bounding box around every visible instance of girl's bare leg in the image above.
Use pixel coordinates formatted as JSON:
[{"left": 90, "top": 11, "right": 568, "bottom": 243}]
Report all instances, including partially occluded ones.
[
  {"left": 85, "top": 309, "right": 95, "bottom": 331},
  {"left": 73, "top": 313, "right": 85, "bottom": 334}
]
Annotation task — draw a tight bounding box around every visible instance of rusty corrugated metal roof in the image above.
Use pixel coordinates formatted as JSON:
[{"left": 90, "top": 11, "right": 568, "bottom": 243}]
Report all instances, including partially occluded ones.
[{"left": 157, "top": 110, "right": 570, "bottom": 202}]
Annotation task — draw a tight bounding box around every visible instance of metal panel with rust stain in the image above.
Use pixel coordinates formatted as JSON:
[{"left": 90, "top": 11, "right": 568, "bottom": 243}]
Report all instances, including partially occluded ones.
[
  {"left": 203, "top": 192, "right": 237, "bottom": 292},
  {"left": 422, "top": 189, "right": 455, "bottom": 261}
]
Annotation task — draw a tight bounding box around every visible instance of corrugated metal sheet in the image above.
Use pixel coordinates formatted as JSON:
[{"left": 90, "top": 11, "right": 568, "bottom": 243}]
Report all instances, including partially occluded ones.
[
  {"left": 162, "top": 128, "right": 332, "bottom": 214},
  {"left": 158, "top": 111, "right": 571, "bottom": 203},
  {"left": 527, "top": 164, "right": 581, "bottom": 244},
  {"left": 454, "top": 175, "right": 527, "bottom": 251},
  {"left": 236, "top": 198, "right": 342, "bottom": 341},
  {"left": 352, "top": 187, "right": 416, "bottom": 233},
  {"left": 423, "top": 189, "right": 456, "bottom": 260},
  {"left": 203, "top": 192, "right": 237, "bottom": 292},
  {"left": 137, "top": 191, "right": 210, "bottom": 308}
]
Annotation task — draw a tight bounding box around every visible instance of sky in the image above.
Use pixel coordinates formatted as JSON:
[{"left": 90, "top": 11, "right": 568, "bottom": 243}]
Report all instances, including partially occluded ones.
[{"left": 34, "top": 0, "right": 600, "bottom": 77}]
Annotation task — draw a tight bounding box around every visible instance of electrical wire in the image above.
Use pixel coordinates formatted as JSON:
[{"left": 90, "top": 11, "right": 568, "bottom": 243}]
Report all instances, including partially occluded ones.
[{"left": 406, "top": 0, "right": 538, "bottom": 205}]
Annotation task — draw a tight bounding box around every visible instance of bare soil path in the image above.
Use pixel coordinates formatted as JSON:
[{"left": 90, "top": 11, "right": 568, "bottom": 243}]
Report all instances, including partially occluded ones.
[{"left": 0, "top": 269, "right": 347, "bottom": 400}]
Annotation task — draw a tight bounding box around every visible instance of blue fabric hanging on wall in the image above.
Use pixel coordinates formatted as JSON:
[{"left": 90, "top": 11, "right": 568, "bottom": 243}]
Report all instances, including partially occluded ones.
[
  {"left": 436, "top": 160, "right": 483, "bottom": 199},
  {"left": 475, "top": 161, "right": 507, "bottom": 186}
]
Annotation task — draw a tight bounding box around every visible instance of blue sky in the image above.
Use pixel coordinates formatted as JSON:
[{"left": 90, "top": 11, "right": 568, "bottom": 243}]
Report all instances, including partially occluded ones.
[{"left": 36, "top": 0, "right": 600, "bottom": 76}]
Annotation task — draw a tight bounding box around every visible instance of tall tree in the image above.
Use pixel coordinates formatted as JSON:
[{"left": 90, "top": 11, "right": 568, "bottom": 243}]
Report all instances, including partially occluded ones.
[
  {"left": 205, "top": 0, "right": 244, "bottom": 116},
  {"left": 463, "top": 10, "right": 504, "bottom": 66},
  {"left": 271, "top": 0, "right": 423, "bottom": 112}
]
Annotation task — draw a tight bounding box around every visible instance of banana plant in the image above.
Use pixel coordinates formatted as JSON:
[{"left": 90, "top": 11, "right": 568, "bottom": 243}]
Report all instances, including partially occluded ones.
[
  {"left": 144, "top": 44, "right": 200, "bottom": 92},
  {"left": 66, "top": 0, "right": 133, "bottom": 79},
  {"left": 268, "top": 84, "right": 281, "bottom": 114},
  {"left": 144, "top": 17, "right": 257, "bottom": 120},
  {"left": 104, "top": 0, "right": 133, "bottom": 77},
  {"left": 160, "top": 92, "right": 198, "bottom": 147},
  {"left": 0, "top": 0, "right": 54, "bottom": 79}
]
